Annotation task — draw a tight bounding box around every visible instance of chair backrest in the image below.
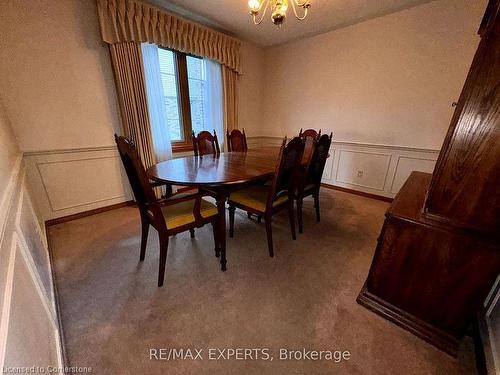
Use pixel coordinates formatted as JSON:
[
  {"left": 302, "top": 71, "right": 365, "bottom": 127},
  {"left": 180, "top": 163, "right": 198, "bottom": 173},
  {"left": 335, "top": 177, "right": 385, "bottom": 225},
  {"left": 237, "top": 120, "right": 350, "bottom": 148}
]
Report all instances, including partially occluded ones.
[
  {"left": 115, "top": 135, "right": 156, "bottom": 210},
  {"left": 267, "top": 137, "right": 305, "bottom": 209},
  {"left": 307, "top": 132, "right": 333, "bottom": 187},
  {"left": 226, "top": 129, "right": 248, "bottom": 152},
  {"left": 192, "top": 130, "right": 220, "bottom": 156},
  {"left": 299, "top": 128, "right": 321, "bottom": 141},
  {"left": 300, "top": 129, "right": 321, "bottom": 165}
]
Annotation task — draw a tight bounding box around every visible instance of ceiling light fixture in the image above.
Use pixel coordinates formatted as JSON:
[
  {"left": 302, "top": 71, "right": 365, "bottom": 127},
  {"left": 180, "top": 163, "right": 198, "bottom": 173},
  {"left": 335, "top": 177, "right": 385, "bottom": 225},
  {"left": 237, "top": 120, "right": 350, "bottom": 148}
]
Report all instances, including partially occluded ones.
[{"left": 248, "top": 0, "right": 311, "bottom": 27}]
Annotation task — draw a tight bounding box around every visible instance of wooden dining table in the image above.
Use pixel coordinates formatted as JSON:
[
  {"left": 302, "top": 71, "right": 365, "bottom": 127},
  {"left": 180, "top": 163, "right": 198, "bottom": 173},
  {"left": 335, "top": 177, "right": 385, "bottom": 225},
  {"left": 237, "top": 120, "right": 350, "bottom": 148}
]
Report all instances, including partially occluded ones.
[{"left": 147, "top": 146, "right": 312, "bottom": 272}]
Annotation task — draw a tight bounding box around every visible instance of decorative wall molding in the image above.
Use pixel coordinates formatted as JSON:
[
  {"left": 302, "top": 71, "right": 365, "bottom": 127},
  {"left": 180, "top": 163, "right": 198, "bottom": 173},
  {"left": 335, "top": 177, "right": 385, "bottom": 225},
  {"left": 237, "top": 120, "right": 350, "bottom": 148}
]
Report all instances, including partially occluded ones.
[
  {"left": 480, "top": 276, "right": 500, "bottom": 375},
  {"left": 0, "top": 164, "right": 63, "bottom": 369},
  {"left": 0, "top": 156, "right": 23, "bottom": 244},
  {"left": 23, "top": 139, "right": 441, "bottom": 222},
  {"left": 248, "top": 136, "right": 440, "bottom": 198},
  {"left": 24, "top": 147, "right": 132, "bottom": 221}
]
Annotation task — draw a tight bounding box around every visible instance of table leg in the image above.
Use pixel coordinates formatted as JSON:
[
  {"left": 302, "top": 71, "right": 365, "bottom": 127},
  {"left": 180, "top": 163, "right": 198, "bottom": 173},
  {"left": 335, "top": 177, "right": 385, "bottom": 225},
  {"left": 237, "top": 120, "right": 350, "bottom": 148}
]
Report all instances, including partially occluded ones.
[{"left": 216, "top": 191, "right": 227, "bottom": 271}]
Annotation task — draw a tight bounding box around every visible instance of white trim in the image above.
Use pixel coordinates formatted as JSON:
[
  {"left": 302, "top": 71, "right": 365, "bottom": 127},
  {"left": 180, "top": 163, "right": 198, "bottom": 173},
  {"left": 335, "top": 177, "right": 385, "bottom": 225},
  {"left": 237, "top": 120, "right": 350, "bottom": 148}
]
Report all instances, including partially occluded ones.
[
  {"left": 16, "top": 228, "right": 58, "bottom": 332},
  {"left": 23, "top": 145, "right": 116, "bottom": 157},
  {"left": 0, "top": 156, "right": 23, "bottom": 248},
  {"left": 247, "top": 136, "right": 441, "bottom": 153},
  {"left": 483, "top": 276, "right": 500, "bottom": 375},
  {"left": 0, "top": 235, "right": 18, "bottom": 369},
  {"left": 15, "top": 173, "right": 56, "bottom": 321}
]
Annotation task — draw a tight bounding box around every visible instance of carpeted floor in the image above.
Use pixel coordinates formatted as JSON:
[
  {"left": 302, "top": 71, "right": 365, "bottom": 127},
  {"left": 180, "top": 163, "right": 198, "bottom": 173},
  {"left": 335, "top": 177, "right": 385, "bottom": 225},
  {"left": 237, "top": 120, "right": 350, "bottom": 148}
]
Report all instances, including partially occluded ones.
[{"left": 48, "top": 189, "right": 477, "bottom": 374}]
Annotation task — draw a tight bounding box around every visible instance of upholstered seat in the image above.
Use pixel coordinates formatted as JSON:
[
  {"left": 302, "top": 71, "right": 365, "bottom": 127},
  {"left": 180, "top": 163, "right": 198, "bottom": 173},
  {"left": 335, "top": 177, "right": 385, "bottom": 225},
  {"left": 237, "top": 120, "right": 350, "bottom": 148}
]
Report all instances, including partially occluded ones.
[
  {"left": 161, "top": 198, "right": 218, "bottom": 230},
  {"left": 229, "top": 185, "right": 288, "bottom": 213}
]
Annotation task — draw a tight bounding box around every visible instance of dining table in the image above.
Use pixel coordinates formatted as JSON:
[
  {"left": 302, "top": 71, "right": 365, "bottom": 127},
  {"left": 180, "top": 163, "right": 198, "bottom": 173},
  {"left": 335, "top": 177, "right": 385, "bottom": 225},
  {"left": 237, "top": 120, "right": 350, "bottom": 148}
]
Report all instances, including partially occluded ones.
[{"left": 147, "top": 146, "right": 313, "bottom": 272}]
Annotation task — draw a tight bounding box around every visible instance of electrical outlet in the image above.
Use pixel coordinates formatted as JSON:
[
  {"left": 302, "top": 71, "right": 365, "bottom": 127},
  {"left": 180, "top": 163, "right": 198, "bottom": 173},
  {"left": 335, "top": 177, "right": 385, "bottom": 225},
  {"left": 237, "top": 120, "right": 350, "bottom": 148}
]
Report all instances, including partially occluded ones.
[{"left": 357, "top": 170, "right": 363, "bottom": 178}]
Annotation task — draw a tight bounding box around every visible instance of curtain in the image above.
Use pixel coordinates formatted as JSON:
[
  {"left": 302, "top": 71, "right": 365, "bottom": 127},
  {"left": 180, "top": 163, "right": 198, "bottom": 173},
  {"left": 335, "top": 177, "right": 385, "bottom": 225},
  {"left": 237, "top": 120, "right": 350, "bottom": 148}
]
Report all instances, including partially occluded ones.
[
  {"left": 222, "top": 66, "right": 239, "bottom": 134},
  {"left": 97, "top": 0, "right": 241, "bottom": 73},
  {"left": 109, "top": 42, "right": 156, "bottom": 169},
  {"left": 141, "top": 43, "right": 172, "bottom": 162},
  {"left": 203, "top": 59, "right": 224, "bottom": 149}
]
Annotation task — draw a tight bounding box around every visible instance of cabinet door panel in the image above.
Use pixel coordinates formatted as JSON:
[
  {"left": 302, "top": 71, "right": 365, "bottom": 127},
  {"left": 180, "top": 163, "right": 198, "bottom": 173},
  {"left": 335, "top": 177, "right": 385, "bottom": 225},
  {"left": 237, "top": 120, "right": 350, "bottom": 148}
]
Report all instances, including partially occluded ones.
[{"left": 425, "top": 16, "right": 500, "bottom": 234}]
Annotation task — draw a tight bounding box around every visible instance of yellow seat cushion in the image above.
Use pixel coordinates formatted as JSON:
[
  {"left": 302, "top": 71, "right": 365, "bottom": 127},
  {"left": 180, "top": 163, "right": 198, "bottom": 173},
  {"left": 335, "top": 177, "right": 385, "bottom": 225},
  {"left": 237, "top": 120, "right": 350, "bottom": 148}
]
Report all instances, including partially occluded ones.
[
  {"left": 229, "top": 185, "right": 288, "bottom": 213},
  {"left": 161, "top": 198, "right": 218, "bottom": 230}
]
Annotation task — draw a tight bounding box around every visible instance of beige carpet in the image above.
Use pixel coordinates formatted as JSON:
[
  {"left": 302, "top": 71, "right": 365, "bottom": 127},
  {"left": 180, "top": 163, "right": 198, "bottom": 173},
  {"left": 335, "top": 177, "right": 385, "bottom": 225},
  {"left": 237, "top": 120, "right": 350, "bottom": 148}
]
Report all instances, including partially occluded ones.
[{"left": 49, "top": 189, "right": 476, "bottom": 374}]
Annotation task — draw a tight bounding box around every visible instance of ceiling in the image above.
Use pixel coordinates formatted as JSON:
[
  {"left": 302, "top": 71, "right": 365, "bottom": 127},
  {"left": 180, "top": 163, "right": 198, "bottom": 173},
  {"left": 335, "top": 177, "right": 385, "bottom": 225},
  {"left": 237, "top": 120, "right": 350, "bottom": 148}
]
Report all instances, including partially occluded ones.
[{"left": 150, "top": 0, "right": 435, "bottom": 47}]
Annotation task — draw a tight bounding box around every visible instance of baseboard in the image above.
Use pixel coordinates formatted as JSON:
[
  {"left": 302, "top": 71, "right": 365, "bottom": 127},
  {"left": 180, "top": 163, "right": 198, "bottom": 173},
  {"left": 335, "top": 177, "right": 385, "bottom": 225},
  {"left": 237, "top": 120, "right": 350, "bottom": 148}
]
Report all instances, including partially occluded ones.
[
  {"left": 356, "top": 284, "right": 459, "bottom": 356},
  {"left": 321, "top": 183, "right": 393, "bottom": 203},
  {"left": 45, "top": 201, "right": 135, "bottom": 227}
]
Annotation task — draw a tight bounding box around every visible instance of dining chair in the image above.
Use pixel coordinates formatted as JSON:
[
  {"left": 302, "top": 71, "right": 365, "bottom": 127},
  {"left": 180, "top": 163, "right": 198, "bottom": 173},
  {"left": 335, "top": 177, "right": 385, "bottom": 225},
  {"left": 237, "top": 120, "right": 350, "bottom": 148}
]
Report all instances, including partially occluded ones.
[
  {"left": 299, "top": 128, "right": 321, "bottom": 165},
  {"left": 192, "top": 130, "right": 221, "bottom": 156},
  {"left": 296, "top": 132, "right": 333, "bottom": 233},
  {"left": 228, "top": 137, "right": 306, "bottom": 257},
  {"left": 115, "top": 135, "right": 221, "bottom": 287},
  {"left": 226, "top": 129, "right": 248, "bottom": 152}
]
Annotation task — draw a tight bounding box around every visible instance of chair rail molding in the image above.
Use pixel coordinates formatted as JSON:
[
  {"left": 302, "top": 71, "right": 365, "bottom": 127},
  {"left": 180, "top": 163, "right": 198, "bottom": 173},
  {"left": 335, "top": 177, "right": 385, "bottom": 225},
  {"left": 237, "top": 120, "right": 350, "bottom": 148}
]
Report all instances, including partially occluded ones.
[
  {"left": 24, "top": 140, "right": 440, "bottom": 221},
  {"left": 247, "top": 136, "right": 440, "bottom": 199}
]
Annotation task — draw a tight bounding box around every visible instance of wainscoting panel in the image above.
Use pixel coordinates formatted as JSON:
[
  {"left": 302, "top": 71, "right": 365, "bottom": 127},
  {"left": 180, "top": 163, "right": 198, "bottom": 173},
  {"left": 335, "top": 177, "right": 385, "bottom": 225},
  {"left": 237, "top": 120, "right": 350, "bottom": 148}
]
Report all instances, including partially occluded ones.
[
  {"left": 247, "top": 136, "right": 440, "bottom": 199},
  {"left": 3, "top": 238, "right": 60, "bottom": 368},
  {"left": 482, "top": 276, "right": 500, "bottom": 375},
  {"left": 17, "top": 186, "right": 54, "bottom": 312},
  {"left": 24, "top": 147, "right": 133, "bottom": 221},
  {"left": 0, "top": 163, "right": 63, "bottom": 370},
  {"left": 390, "top": 156, "right": 437, "bottom": 193},
  {"left": 335, "top": 150, "right": 391, "bottom": 191},
  {"left": 23, "top": 140, "right": 439, "bottom": 220}
]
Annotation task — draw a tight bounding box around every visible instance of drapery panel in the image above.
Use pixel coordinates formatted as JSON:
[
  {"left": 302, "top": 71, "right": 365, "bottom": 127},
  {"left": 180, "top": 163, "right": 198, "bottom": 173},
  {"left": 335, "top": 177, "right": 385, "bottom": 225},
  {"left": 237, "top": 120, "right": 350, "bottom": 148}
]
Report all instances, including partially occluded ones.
[
  {"left": 222, "top": 66, "right": 239, "bottom": 133},
  {"left": 97, "top": 0, "right": 242, "bottom": 73},
  {"left": 141, "top": 43, "right": 173, "bottom": 162},
  {"left": 109, "top": 42, "right": 157, "bottom": 169}
]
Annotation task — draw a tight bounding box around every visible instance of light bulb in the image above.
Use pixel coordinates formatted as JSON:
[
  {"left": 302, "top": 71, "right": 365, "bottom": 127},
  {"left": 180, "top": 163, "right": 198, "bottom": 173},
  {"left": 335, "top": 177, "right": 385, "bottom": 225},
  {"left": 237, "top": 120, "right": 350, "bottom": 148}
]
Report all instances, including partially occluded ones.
[{"left": 248, "top": 0, "right": 261, "bottom": 13}]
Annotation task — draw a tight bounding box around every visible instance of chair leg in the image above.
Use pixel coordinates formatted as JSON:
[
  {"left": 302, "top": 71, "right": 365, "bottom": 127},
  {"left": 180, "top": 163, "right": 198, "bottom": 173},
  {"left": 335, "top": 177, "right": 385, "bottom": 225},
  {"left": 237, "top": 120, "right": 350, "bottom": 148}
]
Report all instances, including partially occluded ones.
[
  {"left": 313, "top": 190, "right": 321, "bottom": 222},
  {"left": 297, "top": 197, "right": 304, "bottom": 234},
  {"left": 288, "top": 200, "right": 296, "bottom": 240},
  {"left": 140, "top": 214, "right": 149, "bottom": 261},
  {"left": 189, "top": 228, "right": 195, "bottom": 238},
  {"left": 157, "top": 232, "right": 169, "bottom": 287},
  {"left": 212, "top": 223, "right": 220, "bottom": 258},
  {"left": 265, "top": 215, "right": 274, "bottom": 258},
  {"left": 229, "top": 204, "right": 236, "bottom": 238}
]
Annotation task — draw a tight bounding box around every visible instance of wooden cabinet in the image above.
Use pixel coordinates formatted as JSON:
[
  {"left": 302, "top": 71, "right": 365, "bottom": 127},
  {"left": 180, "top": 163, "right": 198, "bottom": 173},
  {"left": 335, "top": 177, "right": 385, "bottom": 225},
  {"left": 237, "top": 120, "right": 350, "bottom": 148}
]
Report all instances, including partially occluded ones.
[
  {"left": 358, "top": 172, "right": 500, "bottom": 354},
  {"left": 358, "top": 0, "right": 500, "bottom": 356},
  {"left": 424, "top": 0, "right": 500, "bottom": 234}
]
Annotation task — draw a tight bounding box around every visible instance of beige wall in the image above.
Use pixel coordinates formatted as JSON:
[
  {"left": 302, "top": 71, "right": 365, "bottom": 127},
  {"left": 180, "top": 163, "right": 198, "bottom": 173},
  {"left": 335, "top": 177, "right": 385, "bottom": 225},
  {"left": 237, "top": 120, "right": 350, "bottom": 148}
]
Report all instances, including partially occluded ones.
[
  {"left": 238, "top": 42, "right": 265, "bottom": 136},
  {"left": 260, "top": 0, "right": 486, "bottom": 150},
  {"left": 0, "top": 0, "right": 121, "bottom": 152},
  {"left": 0, "top": 99, "right": 21, "bottom": 201}
]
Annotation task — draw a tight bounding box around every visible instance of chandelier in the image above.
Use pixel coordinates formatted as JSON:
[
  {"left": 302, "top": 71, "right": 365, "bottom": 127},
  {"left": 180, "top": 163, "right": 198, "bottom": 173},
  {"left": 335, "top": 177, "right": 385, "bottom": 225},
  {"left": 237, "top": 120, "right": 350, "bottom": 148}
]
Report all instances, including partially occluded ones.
[{"left": 248, "top": 0, "right": 311, "bottom": 27}]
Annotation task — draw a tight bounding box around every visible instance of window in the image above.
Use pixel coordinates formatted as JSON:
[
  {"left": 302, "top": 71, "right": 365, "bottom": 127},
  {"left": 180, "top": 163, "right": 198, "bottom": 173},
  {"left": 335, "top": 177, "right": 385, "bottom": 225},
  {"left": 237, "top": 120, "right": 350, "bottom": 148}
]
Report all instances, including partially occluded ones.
[{"left": 157, "top": 48, "right": 222, "bottom": 152}]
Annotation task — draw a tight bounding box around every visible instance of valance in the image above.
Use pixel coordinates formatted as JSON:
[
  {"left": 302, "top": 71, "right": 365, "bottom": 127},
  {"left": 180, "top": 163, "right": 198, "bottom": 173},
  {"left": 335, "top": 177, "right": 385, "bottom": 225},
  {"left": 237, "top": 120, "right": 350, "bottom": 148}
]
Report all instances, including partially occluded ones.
[{"left": 97, "top": 0, "right": 242, "bottom": 73}]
